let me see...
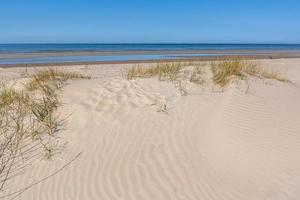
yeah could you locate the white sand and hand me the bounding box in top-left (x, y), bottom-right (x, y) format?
top-left (1, 59), bottom-right (300, 199)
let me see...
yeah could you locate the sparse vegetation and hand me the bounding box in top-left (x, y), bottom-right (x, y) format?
top-left (26, 68), bottom-right (90, 91)
top-left (124, 62), bottom-right (184, 81)
top-left (123, 59), bottom-right (288, 96)
top-left (258, 70), bottom-right (289, 82)
top-left (190, 65), bottom-right (205, 84)
top-left (211, 59), bottom-right (289, 88)
top-left (124, 62), bottom-right (210, 95)
top-left (157, 102), bottom-right (168, 113)
top-left (175, 80), bottom-right (188, 96)
top-left (0, 68), bottom-right (88, 190)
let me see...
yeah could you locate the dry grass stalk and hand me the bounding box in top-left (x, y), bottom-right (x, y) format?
top-left (125, 62), bottom-right (184, 81)
top-left (0, 68), bottom-right (88, 190)
top-left (26, 68), bottom-right (90, 91)
top-left (211, 59), bottom-right (288, 88)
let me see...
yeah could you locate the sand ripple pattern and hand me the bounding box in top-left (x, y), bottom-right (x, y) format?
top-left (83, 79), bottom-right (169, 118)
top-left (5, 76), bottom-right (300, 200)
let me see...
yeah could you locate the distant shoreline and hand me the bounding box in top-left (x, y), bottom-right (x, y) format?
top-left (1, 51), bottom-right (300, 68)
top-left (2, 49), bottom-right (300, 58)
top-left (2, 44), bottom-right (300, 66)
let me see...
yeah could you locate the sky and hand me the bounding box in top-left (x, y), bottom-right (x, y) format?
top-left (0, 0), bottom-right (300, 43)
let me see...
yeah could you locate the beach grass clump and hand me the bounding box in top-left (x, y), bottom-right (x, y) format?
top-left (242, 62), bottom-right (289, 82)
top-left (26, 68), bottom-right (90, 91)
top-left (258, 70), bottom-right (289, 82)
top-left (0, 88), bottom-right (57, 189)
top-left (125, 62), bottom-right (184, 81)
top-left (0, 68), bottom-right (89, 190)
top-left (0, 86), bottom-right (29, 107)
top-left (0, 86), bottom-right (34, 190)
top-left (211, 60), bottom-right (246, 87)
top-left (31, 85), bottom-right (60, 135)
top-left (211, 59), bottom-right (288, 88)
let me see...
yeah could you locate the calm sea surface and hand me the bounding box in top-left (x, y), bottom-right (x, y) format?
top-left (0, 44), bottom-right (300, 64)
top-left (1, 44), bottom-right (300, 53)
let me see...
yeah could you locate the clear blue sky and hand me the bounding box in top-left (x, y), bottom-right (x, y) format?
top-left (1, 0), bottom-right (300, 43)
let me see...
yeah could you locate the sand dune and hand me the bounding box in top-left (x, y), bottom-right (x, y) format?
top-left (1, 59), bottom-right (300, 199)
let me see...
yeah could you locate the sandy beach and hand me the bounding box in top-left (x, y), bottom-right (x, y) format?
top-left (1, 58), bottom-right (300, 200)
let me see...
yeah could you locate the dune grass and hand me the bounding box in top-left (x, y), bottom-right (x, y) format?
top-left (0, 86), bottom-right (60, 190)
top-left (0, 86), bottom-right (29, 107)
top-left (0, 86), bottom-right (33, 190)
top-left (0, 68), bottom-right (88, 190)
top-left (211, 60), bottom-right (246, 87)
top-left (124, 62), bottom-right (184, 81)
top-left (257, 70), bottom-right (289, 82)
top-left (26, 68), bottom-right (90, 91)
top-left (211, 59), bottom-right (288, 88)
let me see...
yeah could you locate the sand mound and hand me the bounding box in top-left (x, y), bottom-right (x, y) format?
top-left (2, 59), bottom-right (300, 199)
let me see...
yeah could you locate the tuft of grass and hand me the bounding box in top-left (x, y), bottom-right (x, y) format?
top-left (0, 86), bottom-right (29, 107)
top-left (157, 102), bottom-right (168, 113)
top-left (26, 68), bottom-right (90, 91)
top-left (31, 86), bottom-right (59, 135)
top-left (258, 70), bottom-right (289, 83)
top-left (211, 59), bottom-right (289, 88)
top-left (242, 62), bottom-right (289, 82)
top-left (211, 60), bottom-right (246, 87)
top-left (125, 62), bottom-right (184, 81)
top-left (0, 87), bottom-right (31, 190)
top-left (0, 69), bottom-right (89, 190)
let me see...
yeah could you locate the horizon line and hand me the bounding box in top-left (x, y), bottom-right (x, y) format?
top-left (1, 43), bottom-right (300, 45)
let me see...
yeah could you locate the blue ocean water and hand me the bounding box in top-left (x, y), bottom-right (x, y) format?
top-left (0, 53), bottom-right (251, 65)
top-left (0, 44), bottom-right (300, 64)
top-left (1, 43), bottom-right (300, 53)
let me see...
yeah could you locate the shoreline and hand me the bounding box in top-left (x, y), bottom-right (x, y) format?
top-left (2, 49), bottom-right (300, 59)
top-left (1, 52), bottom-right (300, 68)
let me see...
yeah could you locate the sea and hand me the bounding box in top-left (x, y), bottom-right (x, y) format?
top-left (0, 44), bottom-right (300, 65)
